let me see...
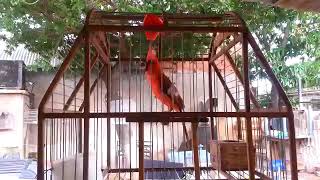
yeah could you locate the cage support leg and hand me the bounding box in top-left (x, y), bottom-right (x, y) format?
top-left (243, 32), bottom-right (255, 180)
top-left (83, 30), bottom-right (91, 180)
top-left (192, 122), bottom-right (201, 179)
top-left (288, 112), bottom-right (298, 180)
top-left (106, 64), bottom-right (111, 169)
top-left (37, 113), bottom-right (44, 180)
top-left (139, 122), bottom-right (144, 180)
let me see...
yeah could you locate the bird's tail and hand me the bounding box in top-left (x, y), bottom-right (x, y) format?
top-left (179, 108), bottom-right (190, 145)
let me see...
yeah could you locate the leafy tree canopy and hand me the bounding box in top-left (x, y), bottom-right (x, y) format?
top-left (0, 0), bottom-right (319, 89)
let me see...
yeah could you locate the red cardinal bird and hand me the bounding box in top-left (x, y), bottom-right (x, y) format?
top-left (145, 47), bottom-right (185, 113)
top-left (145, 47), bottom-right (189, 140)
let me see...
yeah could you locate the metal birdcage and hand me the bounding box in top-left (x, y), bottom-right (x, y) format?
top-left (37, 10), bottom-right (298, 180)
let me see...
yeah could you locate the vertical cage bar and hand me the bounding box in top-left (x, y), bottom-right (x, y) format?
top-left (37, 115), bottom-right (44, 180)
top-left (83, 30), bottom-right (91, 180)
top-left (192, 122), bottom-right (201, 179)
top-left (138, 122), bottom-right (144, 180)
top-left (242, 32), bottom-right (255, 180)
top-left (208, 64), bottom-right (214, 140)
top-left (288, 112), bottom-right (298, 180)
top-left (106, 64), bottom-right (111, 169)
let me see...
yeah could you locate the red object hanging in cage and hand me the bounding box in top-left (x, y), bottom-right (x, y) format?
top-left (143, 14), bottom-right (164, 41)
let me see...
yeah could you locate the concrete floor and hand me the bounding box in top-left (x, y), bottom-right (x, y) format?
top-left (299, 172), bottom-right (320, 180)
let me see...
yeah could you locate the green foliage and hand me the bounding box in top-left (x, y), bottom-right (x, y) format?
top-left (0, 0), bottom-right (319, 92)
top-left (0, 0), bottom-right (87, 67)
top-left (26, 57), bottom-right (55, 72)
top-left (296, 60), bottom-right (320, 88)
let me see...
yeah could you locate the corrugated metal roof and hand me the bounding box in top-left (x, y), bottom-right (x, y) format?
top-left (0, 159), bottom-right (26, 174)
top-left (0, 40), bottom-right (61, 67)
top-left (0, 158), bottom-right (37, 180)
top-left (0, 44), bottom-right (39, 66)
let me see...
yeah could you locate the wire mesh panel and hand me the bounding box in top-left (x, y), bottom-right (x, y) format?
top-left (37, 10), bottom-right (298, 180)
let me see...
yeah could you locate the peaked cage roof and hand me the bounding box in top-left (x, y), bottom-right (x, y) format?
top-left (38, 9), bottom-right (293, 114)
top-left (84, 10), bottom-right (247, 32)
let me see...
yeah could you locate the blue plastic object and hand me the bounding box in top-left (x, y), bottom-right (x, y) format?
top-left (270, 160), bottom-right (285, 171)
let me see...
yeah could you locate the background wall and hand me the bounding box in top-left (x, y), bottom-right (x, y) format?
top-left (0, 90), bottom-right (29, 158)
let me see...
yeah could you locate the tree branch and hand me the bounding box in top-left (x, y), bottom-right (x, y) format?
top-left (281, 23), bottom-right (290, 50)
top-left (254, 32), bottom-right (270, 52)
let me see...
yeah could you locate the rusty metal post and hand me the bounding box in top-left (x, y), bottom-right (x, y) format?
top-left (37, 112), bottom-right (44, 180)
top-left (106, 64), bottom-right (111, 169)
top-left (242, 32), bottom-right (255, 180)
top-left (288, 112), bottom-right (298, 180)
top-left (192, 122), bottom-right (201, 180)
top-left (247, 31), bottom-right (298, 179)
top-left (83, 29), bottom-right (91, 180)
top-left (138, 122), bottom-right (144, 180)
top-left (237, 117), bottom-right (242, 140)
top-left (208, 64), bottom-right (215, 140)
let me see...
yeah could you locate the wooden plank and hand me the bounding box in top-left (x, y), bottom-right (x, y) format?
top-left (210, 140), bottom-right (255, 171)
